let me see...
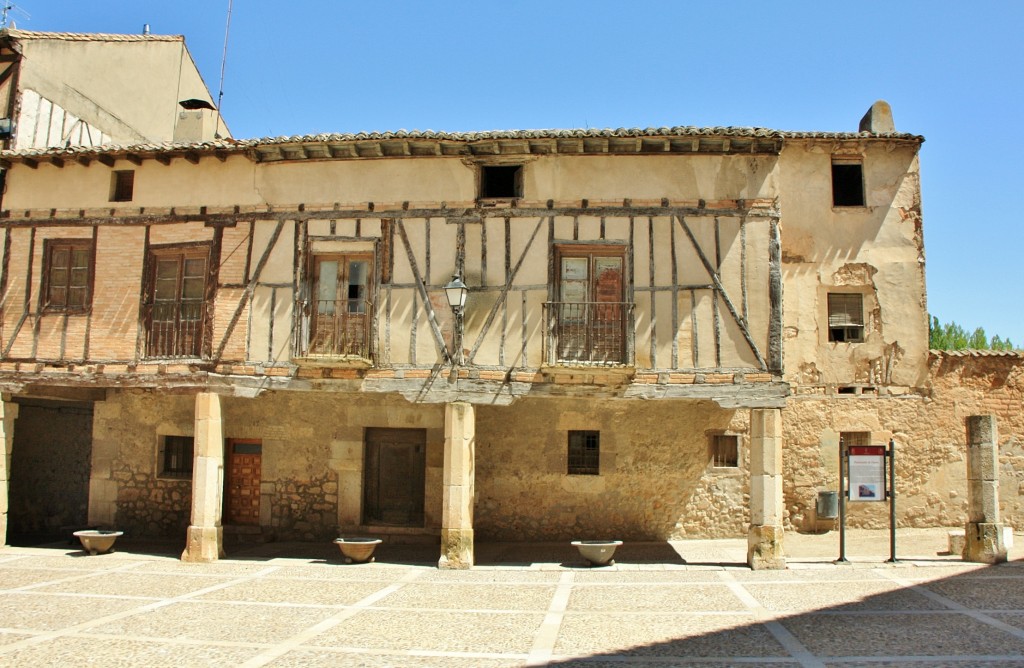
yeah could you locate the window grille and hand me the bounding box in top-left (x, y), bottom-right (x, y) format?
top-left (160, 436), bottom-right (194, 478)
top-left (827, 293), bottom-right (865, 343)
top-left (710, 434), bottom-right (739, 468)
top-left (568, 430), bottom-right (600, 475)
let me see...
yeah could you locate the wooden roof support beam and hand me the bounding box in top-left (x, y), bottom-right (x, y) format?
top-left (184, 151), bottom-right (200, 164)
top-left (50, 156), bottom-right (64, 168)
top-left (155, 155), bottom-right (171, 166)
top-left (97, 155), bottom-right (115, 167)
top-left (125, 153), bottom-right (142, 166)
top-left (23, 157), bottom-right (37, 169)
top-left (214, 150), bottom-right (228, 162)
top-left (76, 157), bottom-right (91, 167)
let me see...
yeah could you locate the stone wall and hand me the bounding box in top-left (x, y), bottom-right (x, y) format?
top-left (783, 352), bottom-right (1024, 532)
top-left (112, 465), bottom-right (191, 537)
top-left (475, 398), bottom-right (750, 541)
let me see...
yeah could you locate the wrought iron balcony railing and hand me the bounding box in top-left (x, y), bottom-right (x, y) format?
top-left (146, 301), bottom-right (206, 359)
top-left (543, 301), bottom-right (635, 365)
top-left (304, 299), bottom-right (371, 359)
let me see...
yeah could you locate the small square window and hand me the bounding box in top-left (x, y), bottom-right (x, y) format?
top-left (710, 434), bottom-right (739, 468)
top-left (110, 170), bottom-right (135, 202)
top-left (827, 293), bottom-right (865, 343)
top-left (568, 430), bottom-right (599, 475)
top-left (841, 431), bottom-right (871, 448)
top-left (832, 161), bottom-right (864, 207)
top-left (159, 435), bottom-right (194, 478)
top-left (42, 239), bottom-right (93, 312)
top-left (480, 165), bottom-right (522, 199)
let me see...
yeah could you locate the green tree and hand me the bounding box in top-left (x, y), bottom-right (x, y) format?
top-left (929, 315), bottom-right (1017, 351)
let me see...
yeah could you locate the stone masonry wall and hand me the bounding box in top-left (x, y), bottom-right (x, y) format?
top-left (475, 398), bottom-right (750, 541)
top-left (783, 352), bottom-right (1024, 532)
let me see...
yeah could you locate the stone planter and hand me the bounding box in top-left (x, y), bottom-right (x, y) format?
top-left (571, 540), bottom-right (622, 566)
top-left (333, 537), bottom-right (382, 564)
top-left (74, 530), bottom-right (124, 556)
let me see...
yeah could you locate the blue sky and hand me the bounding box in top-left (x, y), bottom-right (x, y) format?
top-left (15, 1), bottom-right (1024, 344)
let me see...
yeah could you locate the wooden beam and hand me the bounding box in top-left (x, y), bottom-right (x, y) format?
top-left (125, 153), bottom-right (142, 166)
top-left (97, 155), bottom-right (115, 167)
top-left (184, 151), bottom-right (200, 164)
top-left (23, 157), bottom-right (37, 169)
top-left (50, 156), bottom-right (64, 168)
top-left (154, 155), bottom-right (171, 166)
top-left (76, 157), bottom-right (91, 167)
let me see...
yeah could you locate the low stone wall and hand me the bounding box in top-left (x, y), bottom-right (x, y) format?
top-left (783, 351), bottom-right (1024, 532)
top-left (113, 466), bottom-right (191, 538)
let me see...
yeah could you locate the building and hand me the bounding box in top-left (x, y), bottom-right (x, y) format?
top-left (0, 78), bottom-right (971, 569)
top-left (0, 28), bottom-right (228, 153)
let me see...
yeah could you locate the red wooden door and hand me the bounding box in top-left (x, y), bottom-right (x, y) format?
top-left (225, 440), bottom-right (261, 525)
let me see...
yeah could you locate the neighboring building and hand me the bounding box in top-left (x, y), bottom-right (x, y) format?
top-left (0, 28), bottom-right (228, 152)
top-left (1, 87), bottom-right (1015, 569)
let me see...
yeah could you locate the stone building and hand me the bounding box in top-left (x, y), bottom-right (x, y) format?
top-left (0, 34), bottom-right (1015, 568)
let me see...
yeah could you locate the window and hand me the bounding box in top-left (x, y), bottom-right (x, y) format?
top-left (307, 253), bottom-right (372, 357)
top-left (827, 293), bottom-right (865, 343)
top-left (159, 435), bottom-right (194, 478)
top-left (547, 246), bottom-right (631, 364)
top-left (568, 430), bottom-right (600, 475)
top-left (480, 165), bottom-right (522, 198)
top-left (110, 170), bottom-right (135, 202)
top-left (146, 246), bottom-right (209, 358)
top-left (841, 431), bottom-right (871, 448)
top-left (710, 434), bottom-right (739, 468)
top-left (831, 160), bottom-right (864, 207)
top-left (42, 239), bottom-right (92, 311)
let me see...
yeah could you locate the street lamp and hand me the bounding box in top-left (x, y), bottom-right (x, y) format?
top-left (443, 273), bottom-right (469, 366)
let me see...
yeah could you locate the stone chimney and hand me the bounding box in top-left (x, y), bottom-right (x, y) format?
top-left (859, 100), bottom-right (895, 133)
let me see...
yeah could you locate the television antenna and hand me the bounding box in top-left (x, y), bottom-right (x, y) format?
top-left (1, 3), bottom-right (30, 29)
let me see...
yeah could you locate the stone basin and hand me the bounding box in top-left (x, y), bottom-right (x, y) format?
top-left (333, 537), bottom-right (382, 564)
top-left (74, 530), bottom-right (124, 556)
top-left (571, 540), bottom-right (623, 566)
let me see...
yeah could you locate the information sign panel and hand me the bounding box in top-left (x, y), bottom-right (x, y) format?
top-left (848, 445), bottom-right (886, 501)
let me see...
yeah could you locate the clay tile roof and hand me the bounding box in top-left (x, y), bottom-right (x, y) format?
top-left (2, 28), bottom-right (182, 43)
top-left (931, 349), bottom-right (1024, 358)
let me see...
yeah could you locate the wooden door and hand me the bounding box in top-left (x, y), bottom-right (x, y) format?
top-left (363, 428), bottom-right (425, 526)
top-left (225, 440), bottom-right (262, 525)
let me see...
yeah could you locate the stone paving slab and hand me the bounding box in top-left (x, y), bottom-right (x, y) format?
top-left (306, 609), bottom-right (546, 654)
top-left (553, 612), bottom-right (786, 657)
top-left (782, 612), bottom-right (1024, 657)
top-left (2, 529), bottom-right (1024, 666)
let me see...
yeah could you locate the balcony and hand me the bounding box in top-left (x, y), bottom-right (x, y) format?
top-left (146, 301), bottom-right (207, 359)
top-left (303, 299), bottom-right (371, 360)
top-left (544, 301), bottom-right (634, 366)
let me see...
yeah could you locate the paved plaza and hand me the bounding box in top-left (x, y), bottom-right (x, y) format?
top-left (1, 529), bottom-right (1024, 666)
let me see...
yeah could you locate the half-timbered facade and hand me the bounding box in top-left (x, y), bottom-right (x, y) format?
top-left (0, 99), bottom-right (927, 569)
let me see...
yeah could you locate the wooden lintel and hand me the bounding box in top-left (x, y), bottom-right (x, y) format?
top-left (125, 153), bottom-right (143, 166)
top-left (0, 204), bottom-right (779, 228)
top-left (97, 155), bottom-right (115, 167)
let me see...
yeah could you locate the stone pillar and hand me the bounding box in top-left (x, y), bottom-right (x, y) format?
top-left (964, 415), bottom-right (1006, 564)
top-left (181, 392), bottom-right (226, 562)
top-left (0, 399), bottom-right (18, 545)
top-left (439, 401), bottom-right (474, 569)
top-left (748, 407), bottom-right (786, 570)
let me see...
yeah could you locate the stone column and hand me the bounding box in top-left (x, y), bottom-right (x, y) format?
top-left (0, 399), bottom-right (17, 545)
top-left (439, 401), bottom-right (474, 569)
top-left (964, 415), bottom-right (1006, 564)
top-left (748, 407), bottom-right (786, 570)
top-left (181, 392), bottom-right (226, 562)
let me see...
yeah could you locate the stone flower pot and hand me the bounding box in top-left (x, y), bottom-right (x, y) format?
top-left (571, 540), bottom-right (623, 566)
top-left (74, 530), bottom-right (124, 556)
top-left (333, 537), bottom-right (382, 564)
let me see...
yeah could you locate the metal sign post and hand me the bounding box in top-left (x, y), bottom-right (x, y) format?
top-left (837, 438), bottom-right (897, 563)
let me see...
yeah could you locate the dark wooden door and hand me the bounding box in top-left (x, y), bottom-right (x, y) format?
top-left (225, 440), bottom-right (262, 525)
top-left (363, 428), bottom-right (425, 526)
